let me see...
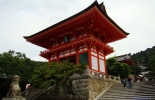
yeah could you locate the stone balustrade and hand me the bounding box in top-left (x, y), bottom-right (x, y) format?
top-left (89, 70), bottom-right (121, 83)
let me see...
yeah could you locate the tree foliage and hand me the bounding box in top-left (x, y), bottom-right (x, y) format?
top-left (106, 57), bottom-right (129, 78)
top-left (29, 60), bottom-right (86, 88)
top-left (0, 50), bottom-right (47, 97)
top-left (129, 65), bottom-right (141, 76)
top-left (0, 50), bottom-right (25, 77)
top-left (132, 46), bottom-right (155, 77)
top-left (0, 50), bottom-right (86, 90)
top-left (0, 50), bottom-right (46, 81)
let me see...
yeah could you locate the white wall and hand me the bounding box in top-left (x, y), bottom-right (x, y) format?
top-left (91, 56), bottom-right (98, 70)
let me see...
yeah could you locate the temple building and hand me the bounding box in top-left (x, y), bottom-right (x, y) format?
top-left (115, 53), bottom-right (134, 66)
top-left (24, 1), bottom-right (129, 75)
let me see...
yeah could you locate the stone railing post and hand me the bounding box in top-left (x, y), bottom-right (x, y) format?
top-left (85, 66), bottom-right (90, 75)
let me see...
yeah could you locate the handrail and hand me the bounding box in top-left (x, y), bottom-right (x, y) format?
top-left (21, 87), bottom-right (33, 96)
top-left (33, 86), bottom-right (54, 100)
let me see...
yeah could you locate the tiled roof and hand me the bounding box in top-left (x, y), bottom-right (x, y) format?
top-left (24, 1), bottom-right (129, 39)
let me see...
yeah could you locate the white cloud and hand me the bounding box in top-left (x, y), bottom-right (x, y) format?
top-left (0, 0), bottom-right (155, 61)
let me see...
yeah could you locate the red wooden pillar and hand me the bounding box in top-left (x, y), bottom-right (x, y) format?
top-left (104, 55), bottom-right (107, 75)
top-left (56, 53), bottom-right (59, 63)
top-left (97, 50), bottom-right (100, 72)
top-left (76, 53), bottom-right (79, 64)
top-left (75, 47), bottom-right (79, 64)
top-left (88, 46), bottom-right (92, 71)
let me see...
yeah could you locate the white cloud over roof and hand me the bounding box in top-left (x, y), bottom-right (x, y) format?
top-left (0, 0), bottom-right (155, 61)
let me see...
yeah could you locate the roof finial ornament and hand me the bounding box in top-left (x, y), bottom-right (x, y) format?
top-left (100, 2), bottom-right (104, 5)
top-left (99, 1), bottom-right (107, 15)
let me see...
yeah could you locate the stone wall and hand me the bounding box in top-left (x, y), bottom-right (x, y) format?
top-left (71, 74), bottom-right (121, 100)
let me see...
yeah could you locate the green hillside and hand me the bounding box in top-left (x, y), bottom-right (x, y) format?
top-left (132, 46), bottom-right (155, 77)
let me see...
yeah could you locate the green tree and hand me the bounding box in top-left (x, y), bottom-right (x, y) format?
top-left (0, 50), bottom-right (47, 93)
top-left (129, 65), bottom-right (141, 76)
top-left (106, 57), bottom-right (129, 78)
top-left (29, 60), bottom-right (86, 88)
top-left (0, 50), bottom-right (25, 78)
top-left (28, 63), bottom-right (48, 88)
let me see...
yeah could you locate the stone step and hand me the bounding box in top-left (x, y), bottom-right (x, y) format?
top-left (107, 88), bottom-right (155, 93)
top-left (113, 83), bottom-right (155, 88)
top-left (99, 95), bottom-right (155, 99)
top-left (140, 85), bottom-right (155, 88)
top-left (104, 92), bottom-right (155, 96)
top-left (100, 95), bottom-right (155, 98)
top-left (97, 82), bottom-right (155, 100)
top-left (104, 89), bottom-right (155, 94)
top-left (107, 89), bottom-right (155, 94)
top-left (109, 85), bottom-right (155, 91)
top-left (98, 97), bottom-right (155, 100)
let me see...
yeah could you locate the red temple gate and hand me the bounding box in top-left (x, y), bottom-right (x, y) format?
top-left (24, 1), bottom-right (129, 75)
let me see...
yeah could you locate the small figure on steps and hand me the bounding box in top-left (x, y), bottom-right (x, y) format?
top-left (25, 84), bottom-right (31, 95)
top-left (122, 78), bottom-right (127, 88)
top-left (128, 76), bottom-right (132, 89)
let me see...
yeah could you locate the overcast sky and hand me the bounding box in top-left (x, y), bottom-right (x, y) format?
top-left (0, 0), bottom-right (155, 61)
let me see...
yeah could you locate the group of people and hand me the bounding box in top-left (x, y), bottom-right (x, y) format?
top-left (122, 77), bottom-right (132, 89)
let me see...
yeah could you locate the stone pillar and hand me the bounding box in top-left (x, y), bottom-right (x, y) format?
top-left (71, 74), bottom-right (113, 100)
top-left (71, 75), bottom-right (90, 96)
top-left (85, 66), bottom-right (90, 75)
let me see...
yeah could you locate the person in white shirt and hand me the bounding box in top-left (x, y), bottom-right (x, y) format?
top-left (25, 84), bottom-right (30, 95)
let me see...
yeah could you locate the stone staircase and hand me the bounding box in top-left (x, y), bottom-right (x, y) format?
top-left (97, 82), bottom-right (155, 100)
